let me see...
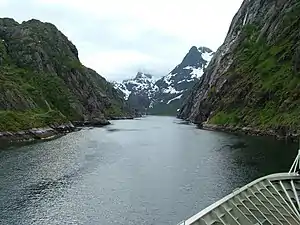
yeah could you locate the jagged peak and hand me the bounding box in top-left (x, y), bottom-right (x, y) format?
top-left (135, 72), bottom-right (153, 80)
top-left (188, 46), bottom-right (199, 53)
top-left (176, 45), bottom-right (214, 70)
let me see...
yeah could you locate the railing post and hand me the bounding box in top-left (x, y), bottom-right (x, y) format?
top-left (289, 149), bottom-right (300, 174)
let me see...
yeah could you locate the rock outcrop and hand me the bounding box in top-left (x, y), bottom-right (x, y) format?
top-left (178, 0), bottom-right (300, 139)
top-left (0, 18), bottom-right (132, 136)
top-left (0, 122), bottom-right (76, 142)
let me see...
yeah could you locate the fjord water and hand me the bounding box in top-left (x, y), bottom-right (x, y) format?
top-left (0, 116), bottom-right (298, 225)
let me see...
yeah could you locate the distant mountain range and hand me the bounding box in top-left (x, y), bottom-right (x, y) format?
top-left (113, 46), bottom-right (214, 115)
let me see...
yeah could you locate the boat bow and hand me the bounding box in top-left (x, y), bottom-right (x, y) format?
top-left (178, 151), bottom-right (300, 225)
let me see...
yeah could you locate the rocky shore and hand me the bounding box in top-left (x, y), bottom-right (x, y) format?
top-left (201, 123), bottom-right (299, 141)
top-left (0, 116), bottom-right (140, 144)
top-left (0, 115), bottom-right (140, 144)
top-left (72, 116), bottom-right (136, 126)
top-left (0, 122), bottom-right (76, 143)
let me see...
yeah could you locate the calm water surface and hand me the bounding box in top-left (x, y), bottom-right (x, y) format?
top-left (0, 116), bottom-right (298, 225)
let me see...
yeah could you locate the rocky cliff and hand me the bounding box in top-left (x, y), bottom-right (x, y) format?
top-left (178, 0), bottom-right (300, 138)
top-left (0, 18), bottom-right (131, 133)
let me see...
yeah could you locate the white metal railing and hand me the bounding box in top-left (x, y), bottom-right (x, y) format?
top-left (176, 147), bottom-right (300, 225)
top-left (289, 149), bottom-right (300, 173)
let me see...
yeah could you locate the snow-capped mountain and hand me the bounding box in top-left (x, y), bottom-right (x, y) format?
top-left (149, 46), bottom-right (214, 115)
top-left (113, 46), bottom-right (214, 115)
top-left (113, 72), bottom-right (158, 112)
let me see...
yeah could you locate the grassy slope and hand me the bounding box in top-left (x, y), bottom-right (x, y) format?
top-left (0, 110), bottom-right (67, 132)
top-left (0, 65), bottom-right (74, 131)
top-left (0, 64), bottom-right (127, 131)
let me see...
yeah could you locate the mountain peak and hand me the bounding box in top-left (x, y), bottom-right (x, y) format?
top-left (135, 72), bottom-right (153, 80)
top-left (113, 71), bottom-right (158, 103)
top-left (177, 45), bottom-right (213, 70)
top-left (189, 46), bottom-right (199, 52)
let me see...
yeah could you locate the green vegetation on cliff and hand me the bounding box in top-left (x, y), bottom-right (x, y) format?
top-left (0, 18), bottom-right (130, 131)
top-left (208, 2), bottom-right (300, 132)
top-left (0, 110), bottom-right (67, 132)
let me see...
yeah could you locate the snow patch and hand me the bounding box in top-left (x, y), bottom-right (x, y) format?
top-left (162, 86), bottom-right (183, 94)
top-left (149, 101), bottom-right (154, 108)
top-left (113, 72), bottom-right (159, 100)
top-left (113, 82), bottom-right (132, 100)
top-left (167, 94), bottom-right (183, 104)
top-left (202, 52), bottom-right (214, 62)
top-left (190, 68), bottom-right (204, 78)
top-left (186, 79), bottom-right (194, 82)
top-left (164, 77), bottom-right (172, 85)
top-left (163, 73), bottom-right (176, 85)
top-left (178, 79), bottom-right (194, 84)
top-left (183, 66), bottom-right (194, 70)
top-left (122, 90), bottom-right (131, 100)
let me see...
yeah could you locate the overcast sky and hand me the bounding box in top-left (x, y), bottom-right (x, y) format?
top-left (1, 0), bottom-right (243, 81)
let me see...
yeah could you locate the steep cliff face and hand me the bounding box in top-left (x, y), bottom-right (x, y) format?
top-left (0, 18), bottom-right (130, 132)
top-left (179, 0), bottom-right (300, 136)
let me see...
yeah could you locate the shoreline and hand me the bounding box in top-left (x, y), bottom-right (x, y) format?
top-left (0, 116), bottom-right (139, 144)
top-left (0, 122), bottom-right (77, 143)
top-left (201, 123), bottom-right (299, 141)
